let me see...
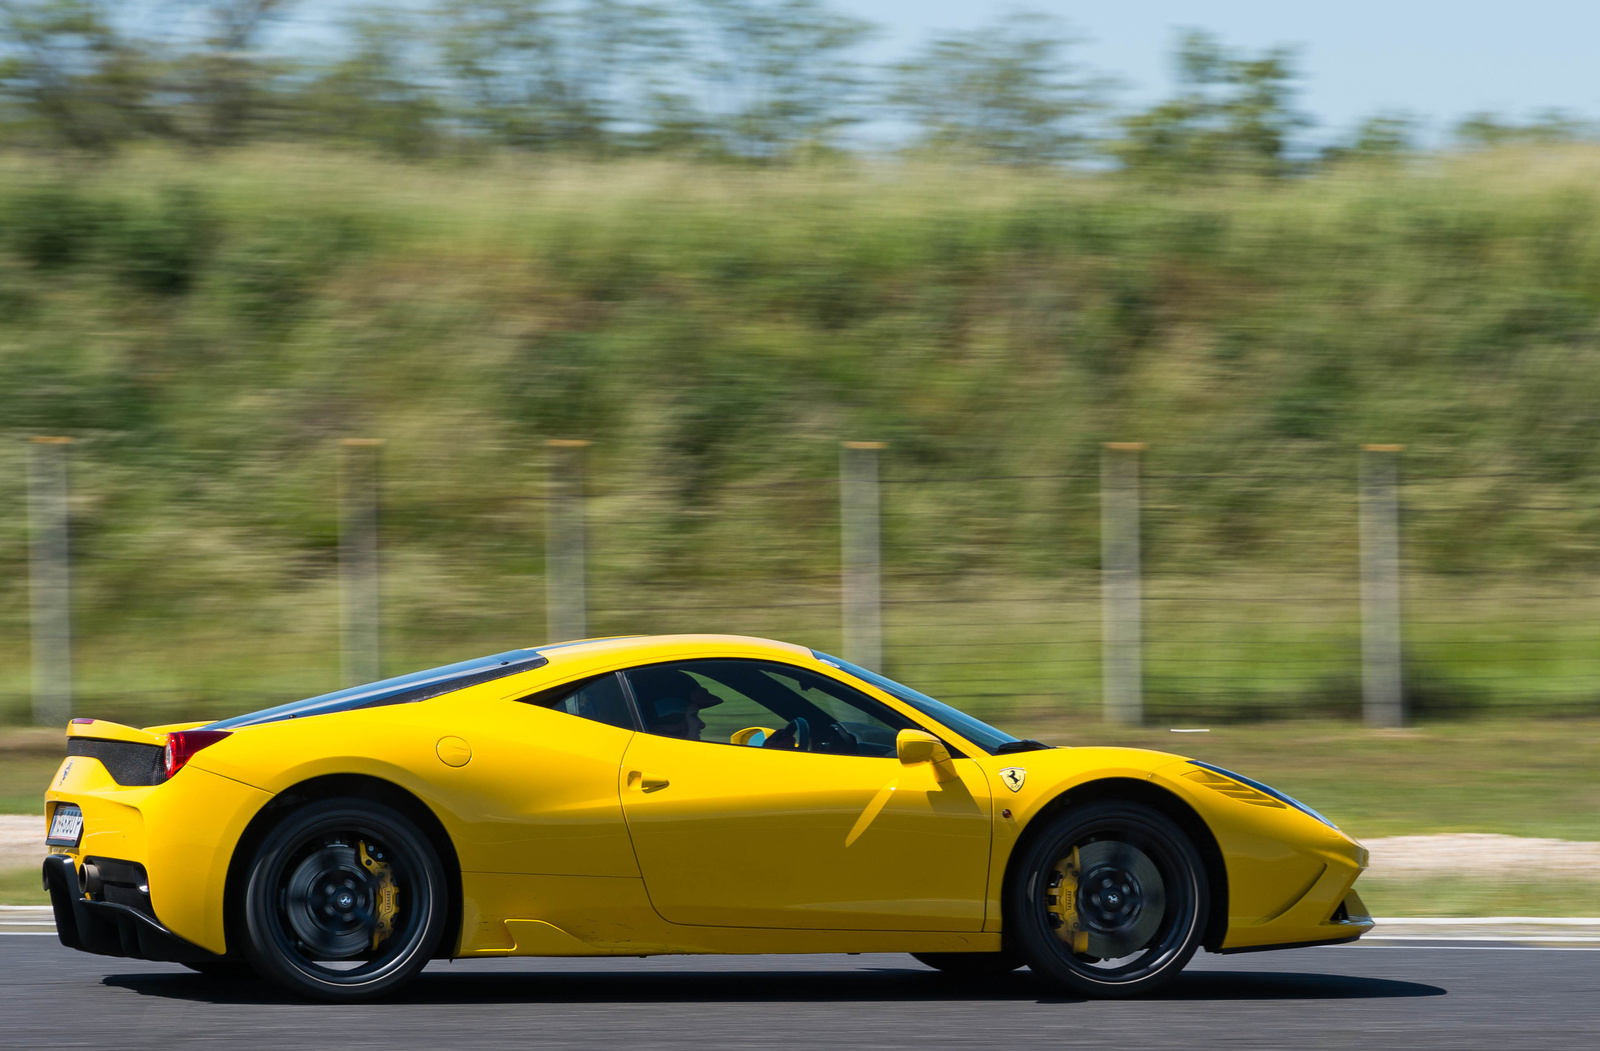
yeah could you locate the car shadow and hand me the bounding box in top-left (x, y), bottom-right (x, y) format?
top-left (1158, 970), bottom-right (1446, 1001)
top-left (103, 964), bottom-right (1445, 1007)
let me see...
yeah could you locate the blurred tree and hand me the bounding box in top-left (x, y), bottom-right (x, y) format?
top-left (435, 0), bottom-right (554, 148)
top-left (691, 0), bottom-right (874, 159)
top-left (1455, 109), bottom-right (1593, 148)
top-left (886, 11), bottom-right (1107, 163)
top-left (572, 0), bottom-right (695, 152)
top-left (0, 0), bottom-right (161, 149)
top-left (174, 0), bottom-right (297, 145)
top-left (1320, 110), bottom-right (1419, 165)
top-left (1114, 29), bottom-right (1307, 178)
top-left (435, 0), bottom-right (685, 153)
top-left (296, 7), bottom-right (440, 156)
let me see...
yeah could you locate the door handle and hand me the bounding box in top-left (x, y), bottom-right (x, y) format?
top-left (627, 771), bottom-right (670, 792)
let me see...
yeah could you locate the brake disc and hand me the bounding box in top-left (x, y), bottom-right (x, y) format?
top-left (284, 843), bottom-right (372, 958)
top-left (1075, 840), bottom-right (1166, 959)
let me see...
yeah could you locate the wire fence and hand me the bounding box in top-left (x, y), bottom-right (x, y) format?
top-left (4, 438), bottom-right (1600, 731)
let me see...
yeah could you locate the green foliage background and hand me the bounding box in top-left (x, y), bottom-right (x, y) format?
top-left (4, 147), bottom-right (1600, 727)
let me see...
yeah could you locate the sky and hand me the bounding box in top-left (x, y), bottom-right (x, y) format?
top-left (843, 0), bottom-right (1600, 141)
top-left (263, 0), bottom-right (1600, 145)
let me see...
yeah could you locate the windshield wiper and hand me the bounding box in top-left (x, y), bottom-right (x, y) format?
top-left (996, 739), bottom-right (1052, 754)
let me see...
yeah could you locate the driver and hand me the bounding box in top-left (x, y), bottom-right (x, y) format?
top-left (633, 668), bottom-right (723, 741)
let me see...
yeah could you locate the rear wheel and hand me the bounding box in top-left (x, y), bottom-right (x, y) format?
top-left (911, 951), bottom-right (1024, 977)
top-left (1008, 801), bottom-right (1207, 998)
top-left (242, 797), bottom-right (446, 1002)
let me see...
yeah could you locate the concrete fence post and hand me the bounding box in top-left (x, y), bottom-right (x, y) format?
top-left (28, 436), bottom-right (73, 727)
top-left (840, 441), bottom-right (885, 672)
top-left (545, 439), bottom-right (590, 643)
top-left (339, 439), bottom-right (383, 686)
top-left (1101, 442), bottom-right (1146, 725)
top-left (1360, 444), bottom-right (1405, 728)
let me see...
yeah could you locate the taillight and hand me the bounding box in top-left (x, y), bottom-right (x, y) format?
top-left (162, 730), bottom-right (231, 779)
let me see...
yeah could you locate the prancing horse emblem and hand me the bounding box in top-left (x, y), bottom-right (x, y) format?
top-left (999, 767), bottom-right (1026, 792)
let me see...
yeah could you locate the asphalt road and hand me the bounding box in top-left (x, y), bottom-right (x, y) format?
top-left (2, 936), bottom-right (1595, 1051)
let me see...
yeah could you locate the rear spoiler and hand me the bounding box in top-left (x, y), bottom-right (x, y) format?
top-left (64, 719), bottom-right (168, 747)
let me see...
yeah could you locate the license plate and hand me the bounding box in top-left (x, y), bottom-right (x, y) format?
top-left (47, 804), bottom-right (83, 847)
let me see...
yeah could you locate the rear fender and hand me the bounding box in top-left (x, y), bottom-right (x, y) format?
top-left (222, 772), bottom-right (465, 960)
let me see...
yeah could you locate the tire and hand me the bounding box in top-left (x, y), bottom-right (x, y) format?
top-left (911, 951), bottom-right (1025, 977)
top-left (1007, 801), bottom-right (1207, 998)
top-left (242, 797), bottom-right (447, 1002)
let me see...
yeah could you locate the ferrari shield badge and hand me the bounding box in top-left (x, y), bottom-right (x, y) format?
top-left (999, 767), bottom-right (1026, 792)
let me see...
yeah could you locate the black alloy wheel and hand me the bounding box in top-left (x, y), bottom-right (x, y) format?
top-left (1007, 801), bottom-right (1207, 998)
top-left (910, 950), bottom-right (1025, 977)
top-left (242, 797), bottom-right (446, 1001)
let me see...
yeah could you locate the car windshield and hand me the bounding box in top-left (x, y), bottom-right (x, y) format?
top-left (811, 651), bottom-right (1020, 754)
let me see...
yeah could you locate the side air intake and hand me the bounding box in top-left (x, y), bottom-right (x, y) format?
top-left (1181, 767), bottom-right (1287, 808)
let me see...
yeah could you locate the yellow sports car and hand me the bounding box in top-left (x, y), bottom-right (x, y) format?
top-left (41, 634), bottom-right (1371, 1001)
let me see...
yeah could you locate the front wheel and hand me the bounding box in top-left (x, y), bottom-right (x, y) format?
top-left (242, 797), bottom-right (447, 1002)
top-left (1007, 801), bottom-right (1207, 998)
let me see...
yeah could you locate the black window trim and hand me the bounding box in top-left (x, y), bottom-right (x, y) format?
top-left (615, 669), bottom-right (647, 731)
top-left (617, 656), bottom-right (968, 760)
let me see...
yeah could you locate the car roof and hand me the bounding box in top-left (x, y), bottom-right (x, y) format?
top-left (533, 634), bottom-right (815, 670)
top-left (203, 635), bottom-right (818, 730)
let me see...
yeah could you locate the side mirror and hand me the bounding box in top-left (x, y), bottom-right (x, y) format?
top-left (730, 726), bottom-right (774, 747)
top-left (896, 729), bottom-right (959, 783)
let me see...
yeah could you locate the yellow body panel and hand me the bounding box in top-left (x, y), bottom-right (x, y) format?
top-left (46, 756), bottom-right (271, 954)
top-left (41, 633), bottom-right (1370, 960)
top-left (617, 734), bottom-right (991, 930)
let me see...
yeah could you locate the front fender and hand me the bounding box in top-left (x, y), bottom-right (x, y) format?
top-left (975, 748), bottom-right (1368, 949)
top-left (976, 747), bottom-right (1184, 933)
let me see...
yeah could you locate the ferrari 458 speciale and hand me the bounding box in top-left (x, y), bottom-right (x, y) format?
top-left (42, 634), bottom-right (1371, 1000)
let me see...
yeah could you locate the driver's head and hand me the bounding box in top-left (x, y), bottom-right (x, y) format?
top-left (634, 668), bottom-right (722, 741)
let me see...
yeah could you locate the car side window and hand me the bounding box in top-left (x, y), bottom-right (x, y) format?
top-left (624, 659), bottom-right (917, 757)
top-left (516, 673), bottom-right (635, 731)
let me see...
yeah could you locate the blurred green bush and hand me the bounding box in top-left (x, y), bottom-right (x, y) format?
top-left (1, 147), bottom-right (1600, 725)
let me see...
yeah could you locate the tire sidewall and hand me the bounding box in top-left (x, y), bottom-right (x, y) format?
top-left (243, 797), bottom-right (446, 1001)
top-left (1008, 801), bottom-right (1208, 998)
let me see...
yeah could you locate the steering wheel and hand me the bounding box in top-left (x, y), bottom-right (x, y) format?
top-left (821, 720), bottom-right (859, 754)
top-left (764, 716), bottom-right (812, 751)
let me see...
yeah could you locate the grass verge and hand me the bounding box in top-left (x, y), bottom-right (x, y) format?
top-left (1357, 878), bottom-right (1600, 918)
top-left (1043, 716), bottom-right (1600, 842)
top-left (3, 718), bottom-right (1597, 912)
top-left (4, 717), bottom-right (1598, 839)
top-left (0, 736), bottom-right (61, 815)
top-left (0, 867), bottom-right (47, 906)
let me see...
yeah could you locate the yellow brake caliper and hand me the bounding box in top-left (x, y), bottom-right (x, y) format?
top-left (1046, 846), bottom-right (1090, 954)
top-left (358, 841), bottom-right (400, 950)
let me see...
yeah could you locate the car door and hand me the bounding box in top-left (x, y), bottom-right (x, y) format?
top-left (616, 658), bottom-right (993, 931)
